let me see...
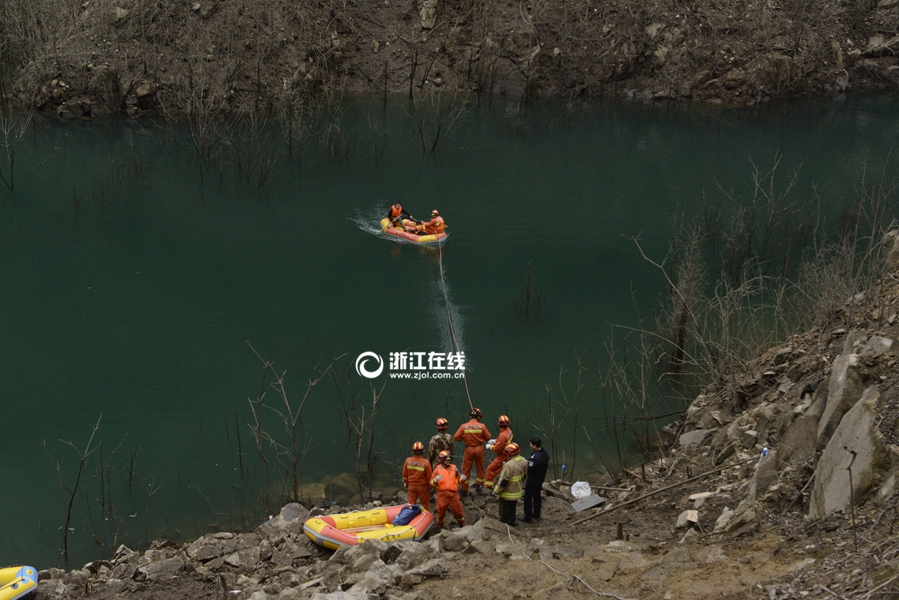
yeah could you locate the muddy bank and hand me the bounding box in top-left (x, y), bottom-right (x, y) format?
top-left (1, 0), bottom-right (898, 118)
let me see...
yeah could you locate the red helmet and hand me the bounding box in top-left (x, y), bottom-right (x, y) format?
top-left (497, 415), bottom-right (510, 427)
top-left (412, 441), bottom-right (424, 454)
top-left (438, 450), bottom-right (452, 462)
top-left (431, 209), bottom-right (440, 217)
top-left (505, 442), bottom-right (520, 456)
top-left (470, 408), bottom-right (482, 419)
top-left (435, 417), bottom-right (448, 430)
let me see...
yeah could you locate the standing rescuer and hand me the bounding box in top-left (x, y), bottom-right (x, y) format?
top-left (454, 407), bottom-right (491, 494)
top-left (428, 418), bottom-right (455, 467)
top-left (430, 450), bottom-right (465, 530)
top-left (485, 414), bottom-right (513, 490)
top-left (494, 442), bottom-right (528, 526)
top-left (402, 441), bottom-right (432, 512)
top-left (520, 437), bottom-right (549, 523)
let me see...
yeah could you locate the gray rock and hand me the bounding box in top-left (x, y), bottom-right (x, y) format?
top-left (726, 504), bottom-right (757, 535)
top-left (712, 508), bottom-right (733, 533)
top-left (679, 428), bottom-right (717, 448)
top-left (675, 510), bottom-right (698, 529)
top-left (818, 354), bottom-right (864, 447)
top-left (419, 0), bottom-right (437, 29)
top-left (882, 230), bottom-right (899, 272)
top-left (464, 519), bottom-right (487, 543)
top-left (809, 386), bottom-right (890, 519)
top-left (747, 450), bottom-right (778, 501)
top-left (353, 560), bottom-right (396, 595)
top-left (395, 542), bottom-right (437, 570)
top-left (551, 545), bottom-right (585, 559)
top-left (842, 330), bottom-right (869, 355)
top-left (405, 558), bottom-right (446, 578)
top-left (466, 540), bottom-right (495, 555)
top-left (249, 592), bottom-right (267, 600)
top-left (137, 556), bottom-right (185, 581)
top-left (696, 546), bottom-right (727, 563)
top-left (310, 591), bottom-right (378, 600)
top-left (438, 530), bottom-right (468, 552)
top-left (779, 396), bottom-right (824, 467)
top-left (258, 503), bottom-right (310, 537)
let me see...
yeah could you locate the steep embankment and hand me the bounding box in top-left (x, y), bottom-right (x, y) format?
top-left (1, 0), bottom-right (898, 118)
top-left (30, 231), bottom-right (899, 599)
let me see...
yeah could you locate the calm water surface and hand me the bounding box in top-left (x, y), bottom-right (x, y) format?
top-left (1, 95), bottom-right (898, 566)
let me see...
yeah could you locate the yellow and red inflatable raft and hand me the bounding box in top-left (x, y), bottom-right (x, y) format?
top-left (0, 566), bottom-right (37, 600)
top-left (303, 504), bottom-right (435, 550)
top-left (380, 218), bottom-right (447, 244)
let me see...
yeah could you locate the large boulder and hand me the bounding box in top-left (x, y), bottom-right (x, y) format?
top-left (808, 386), bottom-right (890, 519)
top-left (817, 353), bottom-right (865, 447)
top-left (778, 396), bottom-right (824, 468)
top-left (257, 503), bottom-right (310, 537)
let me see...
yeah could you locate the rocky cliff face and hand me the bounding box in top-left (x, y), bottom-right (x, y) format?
top-left (2, 0), bottom-right (898, 118)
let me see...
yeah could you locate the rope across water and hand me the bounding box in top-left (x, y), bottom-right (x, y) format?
top-left (437, 240), bottom-right (474, 411)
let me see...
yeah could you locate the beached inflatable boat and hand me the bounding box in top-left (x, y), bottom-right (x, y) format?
top-left (303, 504), bottom-right (435, 550)
top-left (0, 566), bottom-right (37, 600)
top-left (380, 218), bottom-right (447, 244)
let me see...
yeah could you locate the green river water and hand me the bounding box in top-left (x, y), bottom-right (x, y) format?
top-left (1, 95), bottom-right (898, 567)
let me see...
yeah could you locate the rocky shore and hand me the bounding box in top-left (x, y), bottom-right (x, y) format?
top-left (28, 234), bottom-right (899, 598)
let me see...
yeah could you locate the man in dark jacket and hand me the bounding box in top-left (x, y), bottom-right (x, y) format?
top-left (519, 437), bottom-right (549, 523)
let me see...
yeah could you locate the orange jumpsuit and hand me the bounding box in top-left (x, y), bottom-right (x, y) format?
top-left (413, 216), bottom-right (445, 234)
top-left (484, 427), bottom-right (513, 489)
top-left (402, 455), bottom-right (433, 512)
top-left (453, 419), bottom-right (491, 492)
top-left (430, 463), bottom-right (465, 528)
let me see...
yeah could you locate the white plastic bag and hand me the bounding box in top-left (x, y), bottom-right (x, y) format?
top-left (571, 481), bottom-right (591, 499)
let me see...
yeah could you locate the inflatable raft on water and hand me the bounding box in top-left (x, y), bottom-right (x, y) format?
top-left (380, 218), bottom-right (447, 244)
top-left (0, 566), bottom-right (37, 600)
top-left (303, 504), bottom-right (435, 550)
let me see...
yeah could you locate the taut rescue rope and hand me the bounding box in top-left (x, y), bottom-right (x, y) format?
top-left (437, 240), bottom-right (474, 411)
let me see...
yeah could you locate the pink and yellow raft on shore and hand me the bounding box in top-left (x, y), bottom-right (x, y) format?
top-left (303, 504), bottom-right (435, 550)
top-left (380, 218), bottom-right (447, 244)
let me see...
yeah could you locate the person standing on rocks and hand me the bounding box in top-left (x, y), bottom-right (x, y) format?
top-left (494, 442), bottom-right (527, 526)
top-left (428, 417), bottom-right (455, 467)
top-left (520, 437), bottom-right (549, 523)
top-left (453, 407), bottom-right (491, 494)
top-left (430, 450), bottom-right (465, 530)
top-left (403, 441), bottom-right (432, 512)
top-left (484, 414), bottom-right (514, 491)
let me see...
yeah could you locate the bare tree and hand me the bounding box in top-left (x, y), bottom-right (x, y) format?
top-left (407, 89), bottom-right (471, 154)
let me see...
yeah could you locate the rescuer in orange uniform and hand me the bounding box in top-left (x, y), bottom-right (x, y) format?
top-left (387, 203), bottom-right (416, 228)
top-left (484, 414), bottom-right (514, 490)
top-left (402, 441), bottom-right (432, 512)
top-left (408, 210), bottom-right (445, 235)
top-left (430, 450), bottom-right (465, 530)
top-left (453, 407), bottom-right (491, 494)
